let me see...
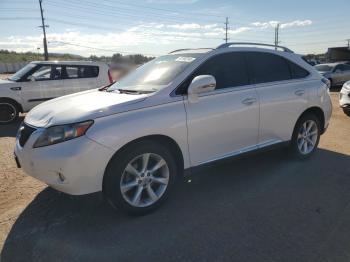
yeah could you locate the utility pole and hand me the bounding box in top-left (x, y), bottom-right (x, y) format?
top-left (274, 23), bottom-right (280, 50)
top-left (224, 17), bottom-right (229, 43)
top-left (347, 39), bottom-right (350, 49)
top-left (38, 0), bottom-right (49, 60)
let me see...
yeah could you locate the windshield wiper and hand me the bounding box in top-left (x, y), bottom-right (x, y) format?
top-left (115, 89), bottom-right (155, 94)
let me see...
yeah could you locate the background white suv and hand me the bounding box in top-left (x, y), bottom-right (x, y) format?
top-left (15, 43), bottom-right (332, 215)
top-left (340, 80), bottom-right (350, 116)
top-left (0, 61), bottom-right (112, 124)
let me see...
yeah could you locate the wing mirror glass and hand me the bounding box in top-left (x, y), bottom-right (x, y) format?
top-left (28, 76), bottom-right (36, 82)
top-left (187, 75), bottom-right (216, 103)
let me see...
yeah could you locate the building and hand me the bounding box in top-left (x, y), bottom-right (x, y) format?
top-left (327, 47), bottom-right (350, 62)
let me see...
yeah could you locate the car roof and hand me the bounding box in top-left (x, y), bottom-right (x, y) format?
top-left (30, 61), bottom-right (108, 66)
top-left (316, 62), bottom-right (346, 66)
top-left (170, 42), bottom-right (294, 56)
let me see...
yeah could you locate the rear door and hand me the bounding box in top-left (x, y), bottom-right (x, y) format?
top-left (184, 52), bottom-right (259, 166)
top-left (20, 64), bottom-right (64, 110)
top-left (246, 52), bottom-right (310, 144)
top-left (62, 65), bottom-right (99, 94)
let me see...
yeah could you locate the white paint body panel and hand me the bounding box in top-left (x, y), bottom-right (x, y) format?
top-left (185, 86), bottom-right (259, 166)
top-left (15, 47), bottom-right (332, 195)
top-left (339, 81), bottom-right (350, 110)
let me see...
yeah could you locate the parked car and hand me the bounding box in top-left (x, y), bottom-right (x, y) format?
top-left (315, 62), bottom-right (350, 87)
top-left (0, 61), bottom-right (112, 124)
top-left (15, 43), bottom-right (332, 214)
top-left (340, 80), bottom-right (350, 116)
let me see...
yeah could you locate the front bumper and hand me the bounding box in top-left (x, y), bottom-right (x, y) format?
top-left (15, 126), bottom-right (114, 195)
top-left (339, 88), bottom-right (350, 108)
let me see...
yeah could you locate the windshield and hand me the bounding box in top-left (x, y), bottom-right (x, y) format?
top-left (8, 63), bottom-right (37, 81)
top-left (315, 64), bottom-right (334, 72)
top-left (107, 53), bottom-right (203, 92)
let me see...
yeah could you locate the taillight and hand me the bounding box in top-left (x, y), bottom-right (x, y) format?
top-left (108, 69), bottom-right (113, 84)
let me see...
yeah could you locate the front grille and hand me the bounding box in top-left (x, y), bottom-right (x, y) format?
top-left (18, 123), bottom-right (36, 147)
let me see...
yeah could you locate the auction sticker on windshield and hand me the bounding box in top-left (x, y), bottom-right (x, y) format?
top-left (175, 57), bottom-right (196, 63)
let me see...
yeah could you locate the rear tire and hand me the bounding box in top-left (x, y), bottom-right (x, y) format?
top-left (290, 113), bottom-right (321, 159)
top-left (0, 99), bottom-right (19, 124)
top-left (104, 140), bottom-right (177, 215)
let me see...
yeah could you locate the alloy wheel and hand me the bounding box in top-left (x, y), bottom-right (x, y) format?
top-left (297, 120), bottom-right (318, 155)
top-left (120, 153), bottom-right (169, 207)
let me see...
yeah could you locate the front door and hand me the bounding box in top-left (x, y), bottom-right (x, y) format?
top-left (184, 52), bottom-right (259, 166)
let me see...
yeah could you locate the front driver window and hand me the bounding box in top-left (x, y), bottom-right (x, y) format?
top-left (28, 65), bottom-right (62, 81)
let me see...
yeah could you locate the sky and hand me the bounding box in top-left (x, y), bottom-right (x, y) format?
top-left (0, 0), bottom-right (349, 57)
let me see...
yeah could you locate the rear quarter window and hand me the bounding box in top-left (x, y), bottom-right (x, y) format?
top-left (65, 65), bottom-right (99, 79)
top-left (287, 60), bottom-right (310, 79)
top-left (246, 52), bottom-right (291, 84)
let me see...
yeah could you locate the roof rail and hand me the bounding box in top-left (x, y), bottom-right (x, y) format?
top-left (169, 48), bottom-right (213, 54)
top-left (216, 42), bottom-right (293, 53)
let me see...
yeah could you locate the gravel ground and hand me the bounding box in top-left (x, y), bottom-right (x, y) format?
top-left (0, 91), bottom-right (349, 261)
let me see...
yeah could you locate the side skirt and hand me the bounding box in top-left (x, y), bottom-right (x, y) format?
top-left (183, 141), bottom-right (290, 177)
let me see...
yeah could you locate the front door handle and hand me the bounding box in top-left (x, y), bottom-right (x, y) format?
top-left (242, 97), bottom-right (257, 105)
top-left (295, 89), bottom-right (305, 96)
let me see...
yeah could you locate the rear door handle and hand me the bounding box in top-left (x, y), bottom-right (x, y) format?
top-left (242, 97), bottom-right (257, 105)
top-left (295, 89), bottom-right (305, 96)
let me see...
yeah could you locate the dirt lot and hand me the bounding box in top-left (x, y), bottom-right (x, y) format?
top-left (0, 91), bottom-right (349, 261)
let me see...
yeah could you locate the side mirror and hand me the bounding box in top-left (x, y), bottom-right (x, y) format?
top-left (187, 75), bottom-right (216, 103)
top-left (28, 76), bottom-right (36, 82)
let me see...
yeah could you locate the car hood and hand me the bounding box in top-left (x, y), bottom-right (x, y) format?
top-left (25, 89), bottom-right (148, 127)
top-left (318, 71), bottom-right (331, 75)
top-left (0, 79), bottom-right (17, 86)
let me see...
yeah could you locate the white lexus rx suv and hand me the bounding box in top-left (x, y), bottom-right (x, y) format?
top-left (15, 43), bottom-right (332, 214)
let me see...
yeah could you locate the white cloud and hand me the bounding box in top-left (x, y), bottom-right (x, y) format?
top-left (167, 23), bottom-right (201, 30)
top-left (252, 20), bottom-right (313, 29)
top-left (146, 0), bottom-right (198, 3)
top-left (0, 22), bottom-right (256, 56)
top-left (166, 23), bottom-right (218, 30)
top-left (280, 20), bottom-right (312, 29)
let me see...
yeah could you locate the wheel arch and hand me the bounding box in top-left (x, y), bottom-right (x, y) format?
top-left (102, 134), bottom-right (185, 193)
top-left (294, 106), bottom-right (325, 136)
top-left (0, 97), bottom-right (23, 112)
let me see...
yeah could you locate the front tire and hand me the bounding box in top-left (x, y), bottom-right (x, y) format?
top-left (104, 140), bottom-right (177, 215)
top-left (290, 113), bottom-right (321, 159)
top-left (343, 108), bottom-right (350, 117)
top-left (0, 100), bottom-right (19, 124)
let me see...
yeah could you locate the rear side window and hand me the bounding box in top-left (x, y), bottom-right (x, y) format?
top-left (337, 64), bottom-right (350, 72)
top-left (288, 61), bottom-right (310, 79)
top-left (64, 65), bottom-right (99, 79)
top-left (194, 52), bottom-right (249, 89)
top-left (246, 52), bottom-right (291, 84)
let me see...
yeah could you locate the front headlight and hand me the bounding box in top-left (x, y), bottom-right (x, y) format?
top-left (343, 82), bottom-right (350, 91)
top-left (33, 120), bottom-right (94, 148)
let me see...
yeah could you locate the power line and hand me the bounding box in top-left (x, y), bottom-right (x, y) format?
top-left (50, 40), bottom-right (160, 56)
